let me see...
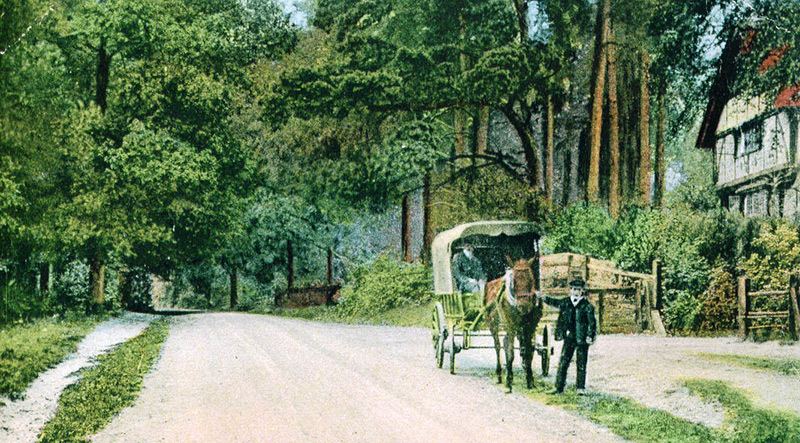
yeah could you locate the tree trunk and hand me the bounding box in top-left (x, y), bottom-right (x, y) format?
top-left (544, 95), bottom-right (555, 204)
top-left (654, 78), bottom-right (667, 208)
top-left (504, 108), bottom-right (540, 189)
top-left (607, 21), bottom-right (620, 219)
top-left (327, 249), bottom-right (333, 285)
top-left (587, 0), bottom-right (610, 204)
top-left (421, 173), bottom-right (433, 264)
top-left (89, 256), bottom-right (105, 306)
top-left (96, 38), bottom-right (110, 114)
top-left (454, 11), bottom-right (468, 156)
top-left (287, 239), bottom-right (294, 290)
top-left (513, 0), bottom-right (529, 43)
top-left (39, 263), bottom-right (49, 293)
top-left (476, 106), bottom-right (489, 155)
top-left (229, 269), bottom-right (238, 309)
top-left (639, 50), bottom-right (651, 206)
top-left (401, 194), bottom-right (412, 263)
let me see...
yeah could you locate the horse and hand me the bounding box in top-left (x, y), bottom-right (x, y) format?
top-left (484, 256), bottom-right (543, 393)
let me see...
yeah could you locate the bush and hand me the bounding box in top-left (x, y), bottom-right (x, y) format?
top-left (120, 268), bottom-right (153, 312)
top-left (53, 260), bottom-right (91, 312)
top-left (695, 260), bottom-right (738, 332)
top-left (742, 219), bottom-right (800, 289)
top-left (337, 256), bottom-right (431, 318)
top-left (543, 203), bottom-right (616, 259)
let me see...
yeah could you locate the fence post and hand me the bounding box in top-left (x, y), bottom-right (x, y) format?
top-left (790, 272), bottom-right (800, 341)
top-left (652, 260), bottom-right (662, 310)
top-left (327, 249), bottom-right (334, 285)
top-left (598, 290), bottom-right (604, 333)
top-left (635, 281), bottom-right (643, 332)
top-left (738, 276), bottom-right (750, 338)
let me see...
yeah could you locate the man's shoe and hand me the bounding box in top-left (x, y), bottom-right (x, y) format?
top-left (577, 388), bottom-right (587, 396)
top-left (549, 389), bottom-right (563, 395)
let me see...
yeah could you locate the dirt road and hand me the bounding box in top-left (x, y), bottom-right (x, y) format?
top-left (92, 313), bottom-right (621, 442)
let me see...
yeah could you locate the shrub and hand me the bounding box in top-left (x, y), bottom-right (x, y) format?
top-left (53, 260), bottom-right (90, 312)
top-left (543, 203), bottom-right (616, 259)
top-left (120, 268), bottom-right (153, 312)
top-left (695, 260), bottom-right (738, 332)
top-left (742, 219), bottom-right (800, 289)
top-left (337, 256), bottom-right (431, 318)
top-left (663, 290), bottom-right (703, 332)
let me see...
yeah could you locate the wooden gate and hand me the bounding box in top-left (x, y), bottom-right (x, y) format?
top-left (540, 253), bottom-right (665, 335)
top-left (737, 273), bottom-right (800, 340)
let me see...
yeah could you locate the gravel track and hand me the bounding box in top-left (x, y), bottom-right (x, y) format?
top-left (87, 312), bottom-right (800, 442)
top-left (0, 312), bottom-right (156, 442)
top-left (92, 313), bottom-right (622, 443)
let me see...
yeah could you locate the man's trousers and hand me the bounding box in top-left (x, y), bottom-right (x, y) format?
top-left (554, 339), bottom-right (588, 392)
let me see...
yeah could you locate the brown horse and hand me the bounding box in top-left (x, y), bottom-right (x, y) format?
top-left (485, 256), bottom-right (543, 392)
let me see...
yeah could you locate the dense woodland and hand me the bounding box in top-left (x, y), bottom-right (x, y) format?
top-left (2, 0), bottom-right (800, 332)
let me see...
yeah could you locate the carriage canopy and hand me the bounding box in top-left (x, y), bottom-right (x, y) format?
top-left (431, 221), bottom-right (542, 294)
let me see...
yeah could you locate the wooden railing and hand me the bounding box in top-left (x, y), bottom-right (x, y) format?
top-left (540, 253), bottom-right (664, 335)
top-left (738, 274), bottom-right (800, 340)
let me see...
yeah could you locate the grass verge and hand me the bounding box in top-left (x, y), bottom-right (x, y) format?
top-left (695, 352), bottom-right (800, 376)
top-left (269, 302), bottom-right (433, 328)
top-left (514, 377), bottom-right (718, 442)
top-left (37, 317), bottom-right (171, 443)
top-left (683, 379), bottom-right (800, 443)
top-left (0, 317), bottom-right (101, 401)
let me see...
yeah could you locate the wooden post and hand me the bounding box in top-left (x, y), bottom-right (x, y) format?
top-left (287, 239), bottom-right (294, 290)
top-left (738, 276), bottom-right (750, 338)
top-left (598, 291), bottom-right (605, 333)
top-left (401, 194), bottom-right (412, 263)
top-left (790, 273), bottom-right (800, 341)
top-left (652, 260), bottom-right (662, 310)
top-left (230, 269), bottom-right (238, 309)
top-left (584, 255), bottom-right (590, 283)
top-left (327, 249), bottom-right (333, 285)
top-left (635, 281), bottom-right (643, 332)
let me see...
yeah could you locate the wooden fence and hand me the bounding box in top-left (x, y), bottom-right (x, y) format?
top-left (540, 253), bottom-right (665, 335)
top-left (738, 274), bottom-right (800, 340)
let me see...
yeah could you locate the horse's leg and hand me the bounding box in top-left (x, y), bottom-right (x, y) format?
top-left (503, 329), bottom-right (515, 393)
top-left (489, 312), bottom-right (503, 384)
top-left (521, 319), bottom-right (534, 389)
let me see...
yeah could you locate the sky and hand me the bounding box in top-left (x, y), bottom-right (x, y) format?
top-left (275, 0), bottom-right (308, 28)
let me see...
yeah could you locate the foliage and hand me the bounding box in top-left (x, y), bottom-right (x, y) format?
top-left (543, 203), bottom-right (617, 259)
top-left (38, 318), bottom-right (170, 443)
top-left (1, 281), bottom-right (55, 324)
top-left (742, 219), bottom-right (800, 290)
top-left (337, 256), bottom-right (430, 318)
top-left (684, 379), bottom-right (800, 443)
top-left (694, 261), bottom-right (738, 333)
top-left (0, 317), bottom-right (98, 399)
top-left (663, 291), bottom-right (703, 333)
top-left (53, 261), bottom-right (91, 313)
top-left (120, 268), bottom-right (153, 313)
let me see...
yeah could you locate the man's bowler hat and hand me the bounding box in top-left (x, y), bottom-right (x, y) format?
top-left (569, 278), bottom-right (586, 289)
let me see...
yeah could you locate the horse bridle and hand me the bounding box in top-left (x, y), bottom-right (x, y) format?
top-left (511, 265), bottom-right (537, 303)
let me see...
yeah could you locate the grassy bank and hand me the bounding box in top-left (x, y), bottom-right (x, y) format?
top-left (0, 317), bottom-right (101, 401)
top-left (495, 373), bottom-right (800, 442)
top-left (38, 317), bottom-right (171, 443)
top-left (684, 379), bottom-right (800, 443)
top-left (269, 302), bottom-right (433, 328)
top-left (513, 378), bottom-right (718, 442)
top-left (696, 352), bottom-right (800, 376)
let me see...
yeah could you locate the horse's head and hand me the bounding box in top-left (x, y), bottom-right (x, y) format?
top-left (506, 255), bottom-right (540, 314)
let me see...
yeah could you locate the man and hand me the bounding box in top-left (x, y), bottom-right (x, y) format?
top-left (451, 244), bottom-right (486, 293)
top-left (543, 277), bottom-right (597, 395)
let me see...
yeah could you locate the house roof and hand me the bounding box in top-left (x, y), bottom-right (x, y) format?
top-left (696, 30), bottom-right (797, 149)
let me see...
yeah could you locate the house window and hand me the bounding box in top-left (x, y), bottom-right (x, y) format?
top-left (741, 120), bottom-right (763, 155)
top-left (744, 189), bottom-right (768, 217)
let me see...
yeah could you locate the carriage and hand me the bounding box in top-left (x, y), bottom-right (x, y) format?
top-left (429, 221), bottom-right (553, 376)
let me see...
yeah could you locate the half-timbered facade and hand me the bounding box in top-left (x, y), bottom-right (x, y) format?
top-left (713, 90), bottom-right (800, 218)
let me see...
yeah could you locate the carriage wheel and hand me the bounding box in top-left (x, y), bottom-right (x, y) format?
top-left (540, 325), bottom-right (551, 377)
top-left (448, 326), bottom-right (457, 374)
top-left (433, 303), bottom-right (446, 368)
